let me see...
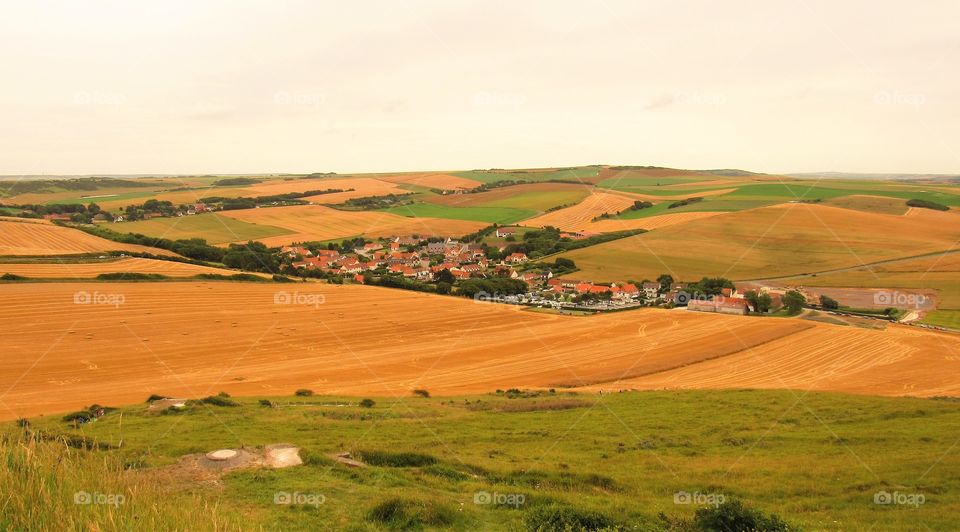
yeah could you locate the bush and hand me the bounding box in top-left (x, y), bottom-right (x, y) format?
top-left (199, 395), bottom-right (239, 407)
top-left (145, 394), bottom-right (169, 403)
top-left (906, 198), bottom-right (949, 211)
top-left (523, 504), bottom-right (616, 531)
top-left (412, 389), bottom-right (430, 398)
top-left (359, 398), bottom-right (376, 408)
top-left (357, 450), bottom-right (437, 467)
top-left (258, 399), bottom-right (274, 408)
top-left (0, 273), bottom-right (27, 281)
top-left (294, 389), bottom-right (314, 397)
top-left (693, 500), bottom-right (794, 531)
top-left (367, 497), bottom-right (456, 529)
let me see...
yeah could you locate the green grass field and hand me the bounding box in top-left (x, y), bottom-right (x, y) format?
top-left (108, 213), bottom-right (291, 244)
top-left (921, 310), bottom-right (960, 329)
top-left (45, 189), bottom-right (167, 206)
top-left (381, 202), bottom-right (536, 224)
top-left (7, 390), bottom-right (959, 530)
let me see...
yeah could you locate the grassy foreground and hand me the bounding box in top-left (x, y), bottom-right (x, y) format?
top-left (4, 390), bottom-right (959, 530)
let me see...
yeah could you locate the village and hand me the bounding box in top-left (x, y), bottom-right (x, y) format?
top-left (279, 230), bottom-right (791, 315)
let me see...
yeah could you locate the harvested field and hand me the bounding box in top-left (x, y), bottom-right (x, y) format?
top-left (423, 182), bottom-right (591, 210)
top-left (556, 203), bottom-right (960, 281)
top-left (250, 177), bottom-right (410, 204)
top-left (218, 204), bottom-right (487, 245)
top-left (376, 173), bottom-right (483, 190)
top-left (0, 258), bottom-right (255, 279)
top-left (2, 282), bottom-right (957, 420)
top-left (518, 192), bottom-right (638, 231)
top-left (581, 211), bottom-right (725, 232)
top-left (823, 194), bottom-right (909, 215)
top-left (596, 323), bottom-right (960, 397)
top-left (0, 219), bottom-right (177, 257)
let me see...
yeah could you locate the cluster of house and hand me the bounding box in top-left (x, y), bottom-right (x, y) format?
top-left (282, 236), bottom-right (534, 284)
top-left (680, 287), bottom-right (785, 315)
top-left (540, 278), bottom-right (646, 301)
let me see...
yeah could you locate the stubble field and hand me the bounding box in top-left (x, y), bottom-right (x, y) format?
top-left (2, 282), bottom-right (958, 421)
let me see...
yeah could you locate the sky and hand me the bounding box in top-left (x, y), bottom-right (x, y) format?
top-left (1, 0), bottom-right (958, 175)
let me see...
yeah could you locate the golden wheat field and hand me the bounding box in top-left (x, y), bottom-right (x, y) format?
top-left (0, 258), bottom-right (257, 278)
top-left (1, 282), bottom-right (957, 420)
top-left (0, 219), bottom-right (178, 257)
top-left (518, 191), bottom-right (639, 231)
top-left (376, 172), bottom-right (483, 190)
top-left (558, 203), bottom-right (960, 281)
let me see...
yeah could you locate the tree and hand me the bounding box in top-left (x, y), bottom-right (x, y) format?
top-left (783, 290), bottom-right (806, 314)
top-left (657, 274), bottom-right (674, 291)
top-left (820, 295), bottom-right (839, 310)
top-left (757, 292), bottom-right (772, 313)
top-left (435, 268), bottom-right (455, 284)
top-left (744, 290), bottom-right (760, 310)
top-left (554, 257), bottom-right (576, 270)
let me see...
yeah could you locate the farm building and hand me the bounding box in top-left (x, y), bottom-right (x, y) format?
top-left (688, 298), bottom-right (749, 315)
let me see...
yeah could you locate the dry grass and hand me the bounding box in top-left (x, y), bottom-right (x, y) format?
top-left (0, 434), bottom-right (235, 530)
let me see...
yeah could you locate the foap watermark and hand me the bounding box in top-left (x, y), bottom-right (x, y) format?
top-left (74, 491), bottom-right (125, 507)
top-left (471, 92), bottom-right (527, 108)
top-left (674, 491), bottom-right (725, 508)
top-left (473, 291), bottom-right (508, 304)
top-left (274, 491), bottom-right (326, 507)
top-left (874, 91), bottom-right (925, 107)
top-left (73, 91), bottom-right (127, 106)
top-left (474, 490), bottom-right (525, 508)
top-left (873, 290), bottom-right (927, 309)
top-left (74, 291), bottom-right (125, 308)
top-left (274, 290), bottom-right (325, 308)
top-left (874, 490), bottom-right (925, 507)
top-left (273, 91), bottom-right (326, 107)
top-left (674, 90), bottom-right (725, 106)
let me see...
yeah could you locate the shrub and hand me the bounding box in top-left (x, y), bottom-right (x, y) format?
top-left (95, 272), bottom-right (166, 281)
top-left (0, 273), bottom-right (27, 281)
top-left (906, 198), bottom-right (949, 211)
top-left (412, 389), bottom-right (430, 398)
top-left (61, 411), bottom-right (92, 423)
top-left (258, 399), bottom-right (274, 408)
top-left (359, 398), bottom-right (376, 408)
top-left (523, 504), bottom-right (616, 531)
top-left (367, 497), bottom-right (456, 529)
top-left (145, 394), bottom-right (169, 402)
top-left (199, 395), bottom-right (239, 407)
top-left (693, 500), bottom-right (794, 531)
top-left (294, 389), bottom-right (314, 397)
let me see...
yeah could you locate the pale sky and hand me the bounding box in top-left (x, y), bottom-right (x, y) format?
top-left (1, 0), bottom-right (958, 175)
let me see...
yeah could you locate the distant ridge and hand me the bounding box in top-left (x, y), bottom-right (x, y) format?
top-left (789, 172), bottom-right (960, 182)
